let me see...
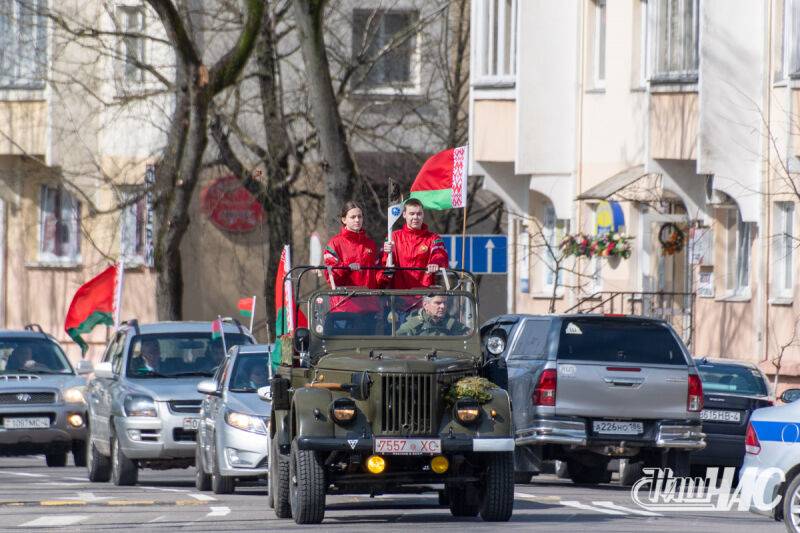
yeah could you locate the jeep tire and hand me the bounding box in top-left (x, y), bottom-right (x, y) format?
top-left (446, 482), bottom-right (480, 517)
top-left (270, 437), bottom-right (291, 518)
top-left (289, 440), bottom-right (326, 524)
top-left (111, 433), bottom-right (138, 486)
top-left (479, 452), bottom-right (514, 522)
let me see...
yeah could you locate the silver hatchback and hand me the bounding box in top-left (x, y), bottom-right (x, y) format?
top-left (195, 344), bottom-right (271, 494)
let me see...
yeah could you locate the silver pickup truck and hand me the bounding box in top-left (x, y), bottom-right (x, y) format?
top-left (482, 314), bottom-right (705, 484)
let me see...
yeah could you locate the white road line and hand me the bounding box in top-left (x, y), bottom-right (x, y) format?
top-left (147, 516), bottom-right (166, 523)
top-left (592, 500), bottom-right (662, 517)
top-left (515, 492), bottom-right (561, 503)
top-left (18, 515), bottom-right (88, 528)
top-left (188, 492), bottom-right (217, 501)
top-left (0, 470), bottom-right (46, 478)
top-left (206, 506), bottom-right (231, 517)
top-left (62, 477), bottom-right (90, 482)
top-left (559, 500), bottom-right (627, 515)
top-left (139, 486), bottom-right (187, 493)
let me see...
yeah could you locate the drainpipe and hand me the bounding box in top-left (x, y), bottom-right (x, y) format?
top-left (761, 0), bottom-right (774, 367)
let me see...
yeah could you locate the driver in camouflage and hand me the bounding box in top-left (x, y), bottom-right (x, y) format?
top-left (397, 294), bottom-right (469, 336)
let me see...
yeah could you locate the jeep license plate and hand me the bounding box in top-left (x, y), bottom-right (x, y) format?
top-left (592, 421), bottom-right (643, 435)
top-left (374, 438), bottom-right (441, 455)
top-left (182, 418), bottom-right (199, 430)
top-left (3, 417), bottom-right (50, 429)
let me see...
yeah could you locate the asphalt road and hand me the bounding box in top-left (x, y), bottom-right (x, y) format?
top-left (0, 456), bottom-right (784, 532)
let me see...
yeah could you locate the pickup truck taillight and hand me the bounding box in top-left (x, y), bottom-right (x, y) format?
top-left (533, 369), bottom-right (557, 406)
top-left (688, 374), bottom-right (703, 412)
top-left (745, 422), bottom-right (761, 455)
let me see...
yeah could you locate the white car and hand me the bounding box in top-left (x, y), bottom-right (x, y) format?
top-left (743, 388), bottom-right (800, 532)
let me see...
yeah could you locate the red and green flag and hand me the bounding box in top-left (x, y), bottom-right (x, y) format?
top-left (211, 318), bottom-right (223, 340)
top-left (409, 145), bottom-right (468, 210)
top-left (272, 245), bottom-right (293, 371)
top-left (65, 265), bottom-right (119, 354)
top-left (238, 297), bottom-right (255, 318)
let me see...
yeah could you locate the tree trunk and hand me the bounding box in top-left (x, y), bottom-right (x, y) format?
top-left (292, 0), bottom-right (357, 235)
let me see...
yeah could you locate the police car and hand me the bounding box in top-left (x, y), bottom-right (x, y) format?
top-left (743, 387), bottom-right (800, 532)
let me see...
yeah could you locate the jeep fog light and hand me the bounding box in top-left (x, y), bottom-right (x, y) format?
top-left (365, 455), bottom-right (386, 474)
top-left (330, 398), bottom-right (357, 424)
top-left (454, 399), bottom-right (481, 424)
top-left (67, 413), bottom-right (84, 428)
top-left (430, 455), bottom-right (449, 474)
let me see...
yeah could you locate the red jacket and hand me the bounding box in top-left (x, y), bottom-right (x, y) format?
top-left (380, 224), bottom-right (449, 289)
top-left (323, 228), bottom-right (380, 289)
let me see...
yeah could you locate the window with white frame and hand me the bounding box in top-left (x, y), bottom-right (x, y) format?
top-left (0, 0), bottom-right (47, 89)
top-left (541, 204), bottom-right (568, 293)
top-left (593, 0), bottom-right (607, 87)
top-left (116, 5), bottom-right (145, 84)
top-left (351, 10), bottom-right (419, 92)
top-left (776, 0), bottom-right (800, 80)
top-left (651, 0), bottom-right (699, 82)
top-left (474, 0), bottom-right (516, 85)
top-left (39, 186), bottom-right (81, 263)
top-left (723, 207), bottom-right (752, 296)
top-left (773, 202), bottom-right (795, 298)
top-left (120, 189), bottom-right (146, 263)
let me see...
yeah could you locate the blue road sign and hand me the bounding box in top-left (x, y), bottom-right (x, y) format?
top-left (441, 234), bottom-right (507, 274)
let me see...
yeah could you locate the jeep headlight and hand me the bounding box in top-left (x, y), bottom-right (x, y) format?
top-left (330, 398), bottom-right (357, 424)
top-left (63, 386), bottom-right (86, 404)
top-left (454, 398), bottom-right (481, 425)
top-left (225, 410), bottom-right (267, 435)
top-left (123, 395), bottom-right (157, 417)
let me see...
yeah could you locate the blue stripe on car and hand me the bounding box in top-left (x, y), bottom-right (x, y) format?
top-left (752, 421), bottom-right (800, 443)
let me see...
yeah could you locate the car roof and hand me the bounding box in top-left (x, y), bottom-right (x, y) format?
top-left (482, 313), bottom-right (667, 325)
top-left (236, 344), bottom-right (273, 355)
top-left (125, 321), bottom-right (251, 335)
top-left (694, 356), bottom-right (759, 369)
top-left (0, 330), bottom-right (57, 341)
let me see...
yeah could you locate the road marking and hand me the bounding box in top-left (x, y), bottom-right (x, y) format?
top-left (41, 500), bottom-right (87, 506)
top-left (592, 501), bottom-right (662, 516)
top-left (207, 506), bottom-right (231, 517)
top-left (515, 492), bottom-right (561, 503)
top-left (559, 500), bottom-right (627, 515)
top-left (106, 500), bottom-right (156, 506)
top-left (62, 477), bottom-right (90, 482)
top-left (147, 516), bottom-right (166, 523)
top-left (188, 493), bottom-right (216, 502)
top-left (18, 515), bottom-right (88, 527)
top-left (0, 470), bottom-right (46, 478)
top-left (139, 486), bottom-right (187, 493)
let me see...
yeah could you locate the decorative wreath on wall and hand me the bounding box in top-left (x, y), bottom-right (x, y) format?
top-left (659, 223), bottom-right (685, 256)
top-left (560, 232), bottom-right (633, 259)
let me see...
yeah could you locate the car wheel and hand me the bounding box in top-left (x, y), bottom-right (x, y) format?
top-left (619, 459), bottom-right (645, 486)
top-left (555, 460), bottom-right (569, 479)
top-left (270, 437), bottom-right (291, 519)
top-left (72, 441), bottom-right (87, 467)
top-left (567, 459), bottom-right (611, 485)
top-left (446, 482), bottom-right (480, 517)
top-left (784, 472), bottom-right (800, 533)
top-left (289, 439), bottom-right (326, 524)
top-left (111, 433), bottom-right (138, 486)
top-left (665, 450), bottom-right (690, 478)
top-left (211, 444), bottom-right (236, 494)
top-left (45, 452), bottom-right (68, 467)
top-left (479, 452), bottom-right (514, 522)
top-left (195, 443), bottom-right (212, 491)
top-left (86, 435), bottom-right (111, 482)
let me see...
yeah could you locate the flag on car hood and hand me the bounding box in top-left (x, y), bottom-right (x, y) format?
top-left (211, 318), bottom-right (223, 340)
top-left (409, 145), bottom-right (468, 210)
top-left (238, 297), bottom-right (254, 318)
top-left (65, 265), bottom-right (118, 354)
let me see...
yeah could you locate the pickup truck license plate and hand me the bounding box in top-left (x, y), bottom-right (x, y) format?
top-left (374, 438), bottom-right (441, 455)
top-left (3, 417), bottom-right (50, 429)
top-left (701, 409), bottom-right (741, 423)
top-left (182, 417), bottom-right (200, 430)
top-left (592, 421), bottom-right (643, 435)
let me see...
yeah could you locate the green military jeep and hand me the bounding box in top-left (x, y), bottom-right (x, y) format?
top-left (267, 267), bottom-right (514, 524)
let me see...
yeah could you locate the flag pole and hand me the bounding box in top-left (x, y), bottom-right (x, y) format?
top-left (249, 295), bottom-right (256, 332)
top-left (217, 315), bottom-right (227, 355)
top-left (460, 205), bottom-right (467, 271)
top-left (113, 259), bottom-right (125, 330)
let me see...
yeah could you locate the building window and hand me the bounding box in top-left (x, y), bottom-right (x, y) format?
top-left (651, 0), bottom-right (699, 82)
top-left (636, 0), bottom-right (649, 86)
top-left (542, 204), bottom-right (568, 293)
top-left (39, 186), bottom-right (81, 263)
top-left (773, 202), bottom-right (795, 298)
top-left (120, 190), bottom-right (146, 263)
top-left (474, 0), bottom-right (516, 85)
top-left (723, 208), bottom-right (752, 296)
top-left (593, 0), bottom-right (607, 87)
top-left (351, 9), bottom-right (419, 92)
top-left (776, 0), bottom-right (800, 80)
top-left (117, 5), bottom-right (145, 84)
top-left (0, 0), bottom-right (47, 89)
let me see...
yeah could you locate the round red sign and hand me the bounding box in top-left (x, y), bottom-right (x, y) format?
top-left (201, 175), bottom-right (264, 233)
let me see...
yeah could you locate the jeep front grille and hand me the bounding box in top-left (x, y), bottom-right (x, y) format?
top-left (0, 392), bottom-right (55, 405)
top-left (380, 373), bottom-right (434, 435)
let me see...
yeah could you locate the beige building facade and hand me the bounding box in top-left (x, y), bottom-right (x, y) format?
top-left (470, 0), bottom-right (800, 391)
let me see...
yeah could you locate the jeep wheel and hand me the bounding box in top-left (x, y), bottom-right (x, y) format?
top-left (446, 482), bottom-right (479, 517)
top-left (211, 445), bottom-right (236, 494)
top-left (479, 452), bottom-right (514, 522)
top-left (45, 452), bottom-right (67, 467)
top-left (111, 434), bottom-right (138, 486)
top-left (270, 438), bottom-right (291, 518)
top-left (86, 437), bottom-right (110, 482)
top-left (195, 444), bottom-right (211, 491)
top-left (72, 441), bottom-right (87, 467)
top-left (567, 459), bottom-right (611, 485)
top-left (289, 440), bottom-right (326, 524)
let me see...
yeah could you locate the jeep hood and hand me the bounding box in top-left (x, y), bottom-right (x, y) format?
top-left (315, 350), bottom-right (476, 374)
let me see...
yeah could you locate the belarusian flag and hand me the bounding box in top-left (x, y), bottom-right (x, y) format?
top-left (409, 145), bottom-right (468, 210)
top-left (238, 297), bottom-right (254, 318)
top-left (272, 245), bottom-right (294, 370)
top-left (211, 318), bottom-right (223, 340)
top-left (65, 265), bottom-right (119, 354)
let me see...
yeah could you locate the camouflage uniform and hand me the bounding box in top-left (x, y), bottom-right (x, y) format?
top-left (396, 312), bottom-right (469, 336)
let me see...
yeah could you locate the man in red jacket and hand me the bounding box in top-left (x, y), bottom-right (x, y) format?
top-left (380, 198), bottom-right (449, 289)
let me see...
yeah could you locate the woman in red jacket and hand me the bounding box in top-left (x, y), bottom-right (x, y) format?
top-left (323, 201), bottom-right (380, 289)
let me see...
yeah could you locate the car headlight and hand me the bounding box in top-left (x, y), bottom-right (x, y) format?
top-left (63, 386), bottom-right (86, 404)
top-left (454, 398), bottom-right (481, 425)
top-left (123, 395), bottom-right (157, 417)
top-left (330, 398), bottom-right (357, 424)
top-left (486, 335), bottom-right (506, 355)
top-left (225, 410), bottom-right (267, 435)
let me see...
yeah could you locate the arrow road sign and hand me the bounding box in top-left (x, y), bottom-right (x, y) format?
top-left (441, 234), bottom-right (507, 274)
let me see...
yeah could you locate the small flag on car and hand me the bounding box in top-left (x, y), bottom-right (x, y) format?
top-left (211, 318), bottom-right (223, 340)
top-left (238, 297), bottom-right (255, 318)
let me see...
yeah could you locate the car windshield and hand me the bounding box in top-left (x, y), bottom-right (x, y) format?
top-left (311, 291), bottom-right (476, 337)
top-left (697, 363), bottom-right (768, 396)
top-left (126, 332), bottom-right (251, 378)
top-left (557, 318), bottom-right (688, 365)
top-left (228, 353), bottom-right (270, 392)
top-left (0, 338), bottom-right (72, 375)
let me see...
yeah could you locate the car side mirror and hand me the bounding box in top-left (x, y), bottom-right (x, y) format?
top-left (93, 361), bottom-right (114, 379)
top-left (197, 379), bottom-right (219, 396)
top-left (485, 328), bottom-right (507, 358)
top-left (293, 328), bottom-right (310, 353)
top-left (257, 385), bottom-right (272, 402)
top-left (781, 388), bottom-right (800, 404)
top-left (76, 360), bottom-right (94, 375)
